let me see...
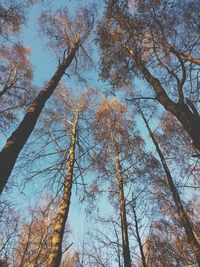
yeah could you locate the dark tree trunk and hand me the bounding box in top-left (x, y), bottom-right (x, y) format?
top-left (0, 47), bottom-right (77, 194)
top-left (140, 107), bottom-right (200, 266)
top-left (141, 64), bottom-right (200, 152)
top-left (132, 205), bottom-right (147, 267)
top-left (115, 151), bottom-right (132, 267)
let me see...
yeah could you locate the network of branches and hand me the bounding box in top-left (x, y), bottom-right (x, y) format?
top-left (0, 1), bottom-right (200, 267)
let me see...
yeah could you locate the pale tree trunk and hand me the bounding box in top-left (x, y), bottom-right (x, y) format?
top-left (139, 107), bottom-right (200, 266)
top-left (0, 47), bottom-right (78, 194)
top-left (48, 111), bottom-right (78, 267)
top-left (115, 149), bottom-right (132, 267)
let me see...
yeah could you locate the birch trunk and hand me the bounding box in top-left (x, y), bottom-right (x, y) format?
top-left (48, 111), bottom-right (78, 267)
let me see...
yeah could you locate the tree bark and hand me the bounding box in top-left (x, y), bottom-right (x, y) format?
top-left (48, 111), bottom-right (78, 267)
top-left (140, 107), bottom-right (200, 266)
top-left (140, 64), bottom-right (200, 152)
top-left (0, 47), bottom-right (78, 194)
top-left (115, 150), bottom-right (132, 267)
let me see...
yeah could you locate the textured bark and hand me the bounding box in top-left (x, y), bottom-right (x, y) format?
top-left (140, 64), bottom-right (200, 152)
top-left (48, 112), bottom-right (78, 267)
top-left (140, 108), bottom-right (200, 266)
top-left (115, 149), bottom-right (132, 267)
top-left (132, 205), bottom-right (147, 267)
top-left (0, 47), bottom-right (78, 194)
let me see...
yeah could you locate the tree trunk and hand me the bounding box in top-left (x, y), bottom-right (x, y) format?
top-left (132, 205), bottom-right (147, 267)
top-left (139, 107), bottom-right (200, 266)
top-left (115, 151), bottom-right (132, 267)
top-left (0, 47), bottom-right (78, 194)
top-left (48, 112), bottom-right (78, 267)
top-left (140, 64), bottom-right (200, 152)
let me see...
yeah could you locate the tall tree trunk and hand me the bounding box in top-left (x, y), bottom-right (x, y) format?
top-left (132, 204), bottom-right (147, 267)
top-left (115, 150), bottom-right (132, 267)
top-left (140, 64), bottom-right (200, 152)
top-left (48, 111), bottom-right (78, 267)
top-left (139, 107), bottom-right (200, 266)
top-left (0, 47), bottom-right (78, 194)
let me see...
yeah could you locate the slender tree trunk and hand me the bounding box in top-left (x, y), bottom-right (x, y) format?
top-left (139, 107), bottom-right (200, 266)
top-left (0, 47), bottom-right (78, 194)
top-left (132, 205), bottom-right (147, 267)
top-left (140, 64), bottom-right (200, 152)
top-left (48, 112), bottom-right (78, 267)
top-left (115, 150), bottom-right (132, 267)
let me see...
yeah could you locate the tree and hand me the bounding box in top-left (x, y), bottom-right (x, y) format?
top-left (138, 104), bottom-right (200, 265)
top-left (93, 99), bottom-right (145, 267)
top-left (0, 43), bottom-right (34, 130)
top-left (0, 0), bottom-right (28, 40)
top-left (0, 198), bottom-right (19, 266)
top-left (97, 0), bottom-right (200, 152)
top-left (0, 0), bottom-right (44, 41)
top-left (0, 6), bottom-right (94, 194)
top-left (12, 194), bottom-right (76, 267)
top-left (145, 220), bottom-right (196, 266)
top-left (0, 1), bottom-right (36, 130)
top-left (0, 44), bottom-right (32, 98)
top-left (131, 201), bottom-right (148, 267)
top-left (34, 87), bottom-right (96, 267)
top-left (81, 219), bottom-right (122, 267)
top-left (47, 98), bottom-right (79, 267)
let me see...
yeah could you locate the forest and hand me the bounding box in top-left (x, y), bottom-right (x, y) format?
top-left (0, 0), bottom-right (200, 266)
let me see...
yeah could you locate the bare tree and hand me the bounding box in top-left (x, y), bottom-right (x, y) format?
top-left (138, 104), bottom-right (200, 265)
top-left (26, 87), bottom-right (97, 267)
top-left (0, 43), bottom-right (34, 130)
top-left (0, 6), bottom-right (94, 194)
top-left (93, 99), bottom-right (146, 267)
top-left (0, 199), bottom-right (19, 266)
top-left (12, 194), bottom-right (72, 267)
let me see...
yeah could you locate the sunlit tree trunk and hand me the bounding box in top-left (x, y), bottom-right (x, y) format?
top-left (0, 47), bottom-right (78, 194)
top-left (139, 107), bottom-right (200, 266)
top-left (48, 111), bottom-right (78, 267)
top-left (115, 147), bottom-right (132, 267)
